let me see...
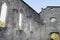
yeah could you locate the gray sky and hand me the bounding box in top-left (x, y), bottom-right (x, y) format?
top-left (24, 0), bottom-right (60, 13)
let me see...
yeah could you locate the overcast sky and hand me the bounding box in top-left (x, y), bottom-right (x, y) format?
top-left (24, 0), bottom-right (60, 13)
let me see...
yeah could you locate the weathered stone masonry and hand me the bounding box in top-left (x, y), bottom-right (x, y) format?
top-left (0, 0), bottom-right (60, 40)
top-left (0, 0), bottom-right (41, 40)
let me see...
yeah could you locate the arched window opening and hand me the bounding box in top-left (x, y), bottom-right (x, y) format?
top-left (19, 13), bottom-right (23, 31)
top-left (50, 32), bottom-right (60, 40)
top-left (0, 3), bottom-right (7, 28)
top-left (50, 17), bottom-right (56, 23)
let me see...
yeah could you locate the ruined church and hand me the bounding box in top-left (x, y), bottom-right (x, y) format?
top-left (0, 0), bottom-right (60, 40)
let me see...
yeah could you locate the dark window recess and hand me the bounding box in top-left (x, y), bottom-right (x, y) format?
top-left (0, 27), bottom-right (7, 31)
top-left (27, 15), bottom-right (32, 19)
top-left (50, 32), bottom-right (59, 35)
top-left (20, 9), bottom-right (24, 13)
top-left (12, 9), bottom-right (18, 13)
top-left (50, 17), bottom-right (56, 20)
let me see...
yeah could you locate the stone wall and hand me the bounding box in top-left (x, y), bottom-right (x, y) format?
top-left (0, 0), bottom-right (41, 40)
top-left (40, 6), bottom-right (60, 40)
